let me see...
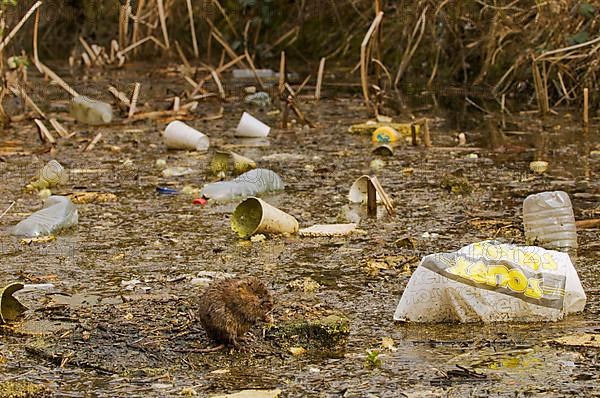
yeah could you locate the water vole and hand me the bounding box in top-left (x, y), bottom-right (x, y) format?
top-left (198, 276), bottom-right (273, 348)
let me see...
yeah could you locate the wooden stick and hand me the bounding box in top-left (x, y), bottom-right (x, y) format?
top-left (367, 178), bottom-right (377, 216)
top-left (315, 57), bottom-right (326, 101)
top-left (34, 119), bottom-right (55, 144)
top-left (84, 133), bottom-right (102, 152)
top-left (279, 51), bottom-right (286, 96)
top-left (49, 118), bottom-right (68, 138)
top-left (360, 12), bottom-right (384, 110)
top-left (186, 0), bottom-right (199, 58)
top-left (410, 124), bottom-right (418, 146)
top-left (422, 119), bottom-right (432, 148)
top-left (0, 1), bottom-right (43, 52)
top-left (128, 82), bottom-right (141, 118)
top-left (156, 0), bottom-right (170, 49)
top-left (583, 87), bottom-right (589, 127)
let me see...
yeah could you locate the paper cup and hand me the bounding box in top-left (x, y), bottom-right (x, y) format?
top-left (211, 151), bottom-right (256, 175)
top-left (163, 121), bottom-right (209, 151)
top-left (235, 112), bottom-right (270, 138)
top-left (231, 197), bottom-right (298, 238)
top-left (348, 175), bottom-right (381, 204)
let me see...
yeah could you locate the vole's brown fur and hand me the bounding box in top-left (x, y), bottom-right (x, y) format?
top-left (198, 276), bottom-right (273, 347)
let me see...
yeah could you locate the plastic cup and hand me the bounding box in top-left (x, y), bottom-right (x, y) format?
top-left (163, 121), bottom-right (209, 151)
top-left (211, 151), bottom-right (256, 175)
top-left (372, 143), bottom-right (395, 156)
top-left (235, 112), bottom-right (270, 138)
top-left (348, 175), bottom-right (381, 204)
top-left (231, 197), bottom-right (298, 238)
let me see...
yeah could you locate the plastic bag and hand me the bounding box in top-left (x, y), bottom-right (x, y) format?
top-left (11, 196), bottom-right (78, 237)
top-left (200, 169), bottom-right (284, 201)
top-left (394, 241), bottom-right (586, 323)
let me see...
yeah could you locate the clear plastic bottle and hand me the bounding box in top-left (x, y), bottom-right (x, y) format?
top-left (11, 196), bottom-right (78, 237)
top-left (200, 169), bottom-right (284, 201)
top-left (523, 191), bottom-right (577, 254)
top-left (29, 159), bottom-right (68, 190)
top-left (70, 95), bottom-right (113, 125)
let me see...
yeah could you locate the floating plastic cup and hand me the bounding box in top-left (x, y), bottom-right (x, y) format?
top-left (235, 112), bottom-right (270, 138)
top-left (348, 175), bottom-right (381, 204)
top-left (231, 197), bottom-right (298, 238)
top-left (523, 191), bottom-right (577, 253)
top-left (211, 150), bottom-right (256, 175)
top-left (70, 95), bottom-right (113, 125)
top-left (163, 121), bottom-right (210, 151)
top-left (372, 143), bottom-right (395, 156)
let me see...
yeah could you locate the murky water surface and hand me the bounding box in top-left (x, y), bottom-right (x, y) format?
top-left (0, 66), bottom-right (599, 397)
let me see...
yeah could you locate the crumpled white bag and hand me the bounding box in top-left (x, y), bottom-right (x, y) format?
top-left (394, 241), bottom-right (586, 323)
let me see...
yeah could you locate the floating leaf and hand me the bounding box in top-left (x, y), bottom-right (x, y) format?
top-left (567, 31), bottom-right (590, 45)
top-left (0, 283), bottom-right (27, 324)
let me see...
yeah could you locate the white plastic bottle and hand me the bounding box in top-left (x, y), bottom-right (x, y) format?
top-left (200, 169), bottom-right (284, 201)
top-left (11, 196), bottom-right (78, 237)
top-left (70, 96), bottom-right (113, 125)
top-left (523, 191), bottom-right (577, 253)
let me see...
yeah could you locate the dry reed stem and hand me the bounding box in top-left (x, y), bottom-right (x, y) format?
top-left (422, 118), bottom-right (432, 148)
top-left (173, 96), bottom-right (180, 112)
top-left (81, 52), bottom-right (92, 67)
top-left (296, 74), bottom-right (312, 96)
top-left (131, 0), bottom-right (146, 54)
top-left (108, 85), bottom-right (131, 107)
top-left (79, 37), bottom-right (98, 65)
top-left (128, 82), bottom-right (141, 118)
top-left (84, 132), bottom-right (102, 152)
top-left (34, 119), bottom-right (55, 144)
top-left (394, 6), bottom-right (427, 87)
top-left (185, 0), bottom-right (199, 58)
top-left (370, 176), bottom-right (394, 216)
top-left (8, 85), bottom-right (45, 118)
top-left (117, 35), bottom-right (165, 57)
top-left (0, 201), bottom-right (15, 220)
top-left (175, 40), bottom-right (192, 70)
top-left (244, 50), bottom-right (265, 90)
top-left (532, 59), bottom-right (548, 114)
top-left (583, 87), bottom-right (589, 127)
top-left (210, 30), bottom-right (247, 68)
top-left (360, 11), bottom-right (384, 110)
top-left (0, 1), bottom-right (43, 52)
top-left (32, 7), bottom-right (40, 68)
top-left (37, 63), bottom-right (79, 97)
top-left (211, 0), bottom-right (238, 37)
top-left (49, 118), bottom-right (68, 138)
top-left (279, 51), bottom-right (286, 96)
top-left (209, 68), bottom-right (226, 99)
top-left (119, 5), bottom-right (127, 49)
top-left (156, 0), bottom-right (170, 49)
top-left (315, 57), bottom-right (326, 101)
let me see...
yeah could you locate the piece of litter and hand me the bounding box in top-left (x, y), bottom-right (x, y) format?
top-left (299, 224), bottom-right (357, 237)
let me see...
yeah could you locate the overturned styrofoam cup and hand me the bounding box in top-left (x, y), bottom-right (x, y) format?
top-left (235, 112), bottom-right (270, 138)
top-left (163, 121), bottom-right (209, 151)
top-left (231, 197), bottom-right (298, 238)
top-left (348, 175), bottom-right (381, 204)
top-left (211, 150), bottom-right (256, 175)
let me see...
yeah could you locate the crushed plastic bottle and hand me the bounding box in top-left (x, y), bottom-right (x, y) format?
top-left (200, 168), bottom-right (284, 201)
top-left (29, 159), bottom-right (68, 190)
top-left (244, 92), bottom-right (271, 108)
top-left (11, 196), bottom-right (78, 237)
top-left (70, 95), bottom-right (113, 125)
top-left (523, 191), bottom-right (577, 254)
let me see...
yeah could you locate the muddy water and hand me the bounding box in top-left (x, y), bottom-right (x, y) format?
top-left (0, 66), bottom-right (599, 397)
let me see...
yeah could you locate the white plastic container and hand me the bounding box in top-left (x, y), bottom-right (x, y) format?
top-left (235, 112), bottom-right (270, 138)
top-left (30, 159), bottom-right (68, 190)
top-left (523, 191), bottom-right (577, 253)
top-left (70, 95), bottom-right (113, 125)
top-left (11, 196), bottom-right (78, 237)
top-left (200, 168), bottom-right (284, 202)
top-left (231, 197), bottom-right (298, 238)
top-left (163, 121), bottom-right (210, 151)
